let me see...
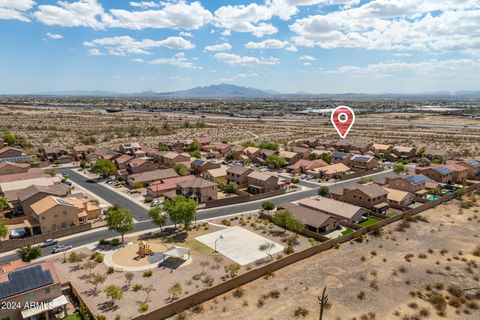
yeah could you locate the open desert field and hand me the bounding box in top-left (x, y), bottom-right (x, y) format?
top-left (174, 197), bottom-right (480, 320)
top-left (1, 106), bottom-right (480, 158)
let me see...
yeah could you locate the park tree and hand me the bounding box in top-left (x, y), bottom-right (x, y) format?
top-left (92, 159), bottom-right (117, 178)
top-left (174, 163), bottom-right (189, 176)
top-left (264, 154), bottom-right (287, 169)
top-left (83, 260), bottom-right (97, 276)
top-left (187, 141), bottom-right (201, 153)
top-left (142, 285), bottom-right (156, 302)
top-left (89, 273), bottom-right (106, 295)
top-left (2, 132), bottom-right (17, 145)
top-left (0, 220), bottom-right (8, 239)
top-left (125, 272), bottom-right (134, 287)
top-left (272, 210), bottom-right (292, 233)
top-left (168, 282), bottom-right (182, 301)
top-left (310, 152), bottom-right (332, 164)
top-left (68, 252), bottom-right (87, 268)
top-left (259, 242), bottom-right (275, 261)
top-left (0, 196), bottom-right (8, 211)
top-left (163, 195), bottom-right (197, 230)
top-left (393, 163), bottom-right (409, 175)
top-left (44, 168), bottom-right (57, 177)
top-left (148, 206), bottom-right (167, 232)
top-left (106, 205), bottom-right (134, 242)
top-left (104, 285), bottom-right (123, 306)
top-left (261, 201), bottom-right (275, 212)
top-left (287, 217), bottom-right (305, 241)
top-left (189, 150), bottom-right (201, 159)
top-left (17, 245), bottom-right (42, 262)
top-left (318, 186), bottom-right (330, 197)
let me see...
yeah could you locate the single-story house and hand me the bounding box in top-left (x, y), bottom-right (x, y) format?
top-left (308, 163), bottom-right (351, 179)
top-left (278, 202), bottom-right (340, 234)
top-left (203, 167), bottom-right (228, 183)
top-left (146, 175), bottom-right (196, 198)
top-left (298, 197), bottom-right (368, 223)
top-left (127, 169), bottom-right (178, 186)
top-left (0, 162), bottom-right (30, 175)
top-left (383, 187), bottom-right (415, 210)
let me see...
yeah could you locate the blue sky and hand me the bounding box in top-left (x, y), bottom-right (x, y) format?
top-left (0, 0), bottom-right (479, 94)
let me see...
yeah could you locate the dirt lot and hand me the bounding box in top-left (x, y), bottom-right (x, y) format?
top-left (1, 107), bottom-right (479, 158)
top-left (175, 197), bottom-right (480, 320)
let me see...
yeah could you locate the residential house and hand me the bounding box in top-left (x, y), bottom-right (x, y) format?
top-left (443, 164), bottom-right (468, 183)
top-left (30, 196), bottom-right (100, 233)
top-left (175, 178), bottom-right (218, 203)
top-left (114, 154), bottom-right (134, 170)
top-left (309, 163), bottom-right (351, 179)
top-left (127, 169), bottom-right (178, 186)
top-left (226, 166), bottom-right (253, 187)
top-left (346, 155), bottom-right (379, 171)
top-left (125, 158), bottom-right (158, 175)
top-left (423, 148), bottom-right (447, 162)
top-left (287, 159), bottom-right (328, 174)
top-left (298, 197), bottom-right (368, 223)
top-left (304, 137), bottom-right (319, 148)
top-left (415, 166), bottom-right (453, 184)
top-left (456, 159), bottom-right (480, 178)
top-left (243, 147), bottom-right (260, 159)
top-left (87, 148), bottom-right (121, 164)
top-left (257, 149), bottom-right (277, 160)
top-left (230, 145), bottom-right (245, 158)
top-left (278, 151), bottom-right (302, 165)
top-left (332, 140), bottom-right (351, 153)
top-left (0, 261), bottom-right (68, 320)
top-left (247, 171), bottom-right (279, 194)
top-left (332, 184), bottom-right (389, 213)
top-left (163, 152), bottom-right (191, 169)
top-left (191, 159), bottom-right (221, 174)
top-left (4, 184), bottom-right (71, 216)
top-left (351, 141), bottom-right (372, 154)
top-left (195, 136), bottom-right (211, 146)
top-left (203, 167), bottom-right (227, 183)
top-left (277, 202), bottom-right (340, 234)
top-left (0, 147), bottom-right (24, 159)
top-left (383, 188), bottom-right (415, 210)
top-left (144, 149), bottom-right (169, 164)
top-left (387, 175), bottom-right (432, 198)
top-left (0, 169), bottom-right (60, 194)
top-left (72, 145), bottom-right (95, 161)
top-left (202, 144), bottom-right (231, 155)
top-left (146, 175), bottom-right (196, 198)
top-left (331, 151), bottom-right (351, 164)
top-left (291, 146), bottom-right (311, 159)
top-left (370, 144), bottom-right (393, 157)
top-left (0, 162), bottom-right (29, 175)
top-left (119, 143), bottom-right (142, 155)
top-left (393, 146), bottom-right (416, 159)
top-left (317, 139), bottom-right (333, 149)
top-left (43, 146), bottom-right (70, 163)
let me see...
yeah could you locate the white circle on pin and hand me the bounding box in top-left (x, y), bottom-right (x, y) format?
top-left (338, 112), bottom-right (349, 123)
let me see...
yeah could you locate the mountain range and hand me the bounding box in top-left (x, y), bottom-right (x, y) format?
top-left (19, 84), bottom-right (480, 99)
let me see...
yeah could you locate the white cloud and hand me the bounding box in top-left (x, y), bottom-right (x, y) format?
top-left (179, 31), bottom-right (193, 37)
top-left (46, 32), bottom-right (63, 39)
top-left (34, 0), bottom-right (213, 30)
top-left (131, 58), bottom-right (144, 63)
top-left (214, 3), bottom-right (277, 37)
top-left (245, 39), bottom-right (289, 49)
top-left (204, 43), bottom-right (232, 52)
top-left (237, 72), bottom-right (259, 78)
top-left (0, 0), bottom-right (36, 22)
top-left (84, 36), bottom-right (194, 56)
top-left (149, 52), bottom-right (200, 69)
top-left (214, 52), bottom-right (279, 66)
top-left (289, 0), bottom-right (480, 55)
top-left (108, 1), bottom-right (213, 30)
top-left (267, 0), bottom-right (361, 21)
top-left (327, 59), bottom-right (480, 78)
top-left (87, 48), bottom-right (103, 56)
top-left (129, 1), bottom-right (159, 9)
top-left (299, 55), bottom-right (317, 61)
top-left (286, 45), bottom-right (298, 52)
top-left (34, 0), bottom-right (107, 29)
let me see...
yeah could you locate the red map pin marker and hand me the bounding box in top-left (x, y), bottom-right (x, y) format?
top-left (331, 106), bottom-right (355, 139)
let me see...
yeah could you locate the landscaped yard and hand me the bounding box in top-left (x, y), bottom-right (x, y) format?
top-left (341, 228), bottom-right (352, 235)
top-left (386, 212), bottom-right (400, 217)
top-left (359, 217), bottom-right (381, 227)
top-left (63, 312), bottom-right (80, 320)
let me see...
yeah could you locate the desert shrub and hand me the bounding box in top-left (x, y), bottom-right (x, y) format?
top-left (144, 197), bottom-right (154, 203)
top-left (283, 245), bottom-right (294, 254)
top-left (221, 219), bottom-right (231, 226)
top-left (138, 303), bottom-right (149, 312)
top-left (133, 284), bottom-right (142, 292)
top-left (357, 291), bottom-right (366, 300)
top-left (256, 298), bottom-right (265, 308)
top-left (107, 267), bottom-right (115, 274)
top-left (232, 287), bottom-right (245, 298)
top-left (473, 245), bottom-right (480, 257)
top-left (111, 238), bottom-right (121, 246)
top-left (294, 307), bottom-right (309, 317)
top-left (143, 270), bottom-right (152, 277)
top-left (191, 304), bottom-right (204, 314)
top-left (192, 274), bottom-right (201, 281)
top-left (269, 290), bottom-right (280, 299)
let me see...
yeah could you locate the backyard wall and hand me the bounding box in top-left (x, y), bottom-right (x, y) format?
top-left (205, 189), bottom-right (286, 208)
top-left (0, 223), bottom-right (92, 253)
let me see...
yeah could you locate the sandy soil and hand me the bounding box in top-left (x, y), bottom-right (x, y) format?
top-left (176, 197), bottom-right (480, 320)
top-left (112, 242), bottom-right (169, 267)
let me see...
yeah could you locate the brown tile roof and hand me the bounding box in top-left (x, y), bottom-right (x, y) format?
top-left (0, 169), bottom-right (47, 183)
top-left (226, 166), bottom-right (253, 175)
top-left (346, 184), bottom-right (388, 198)
top-left (128, 169), bottom-right (178, 184)
top-left (298, 197), bottom-right (367, 220)
top-left (148, 175), bottom-right (196, 192)
top-left (178, 177), bottom-right (217, 189)
top-left (0, 161), bottom-right (29, 169)
top-left (17, 184), bottom-right (70, 202)
top-left (279, 202), bottom-right (338, 228)
top-left (247, 171), bottom-right (275, 181)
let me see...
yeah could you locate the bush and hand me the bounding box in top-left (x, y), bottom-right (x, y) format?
top-left (99, 239), bottom-right (109, 245)
top-left (192, 274), bottom-right (201, 281)
top-left (143, 270), bottom-right (152, 277)
top-left (221, 219), bottom-right (231, 226)
top-left (294, 307), bottom-right (309, 317)
top-left (133, 284), bottom-right (142, 292)
top-left (144, 197), bottom-right (154, 203)
top-left (107, 267), bottom-right (115, 274)
top-left (283, 245), bottom-right (294, 254)
top-left (111, 238), bottom-right (121, 246)
top-left (232, 287), bottom-right (245, 298)
top-left (138, 303), bottom-right (149, 312)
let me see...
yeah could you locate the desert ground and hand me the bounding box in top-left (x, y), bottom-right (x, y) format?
top-left (173, 197), bottom-right (480, 320)
top-left (1, 106), bottom-right (479, 158)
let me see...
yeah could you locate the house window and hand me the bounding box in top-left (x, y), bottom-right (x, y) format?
top-left (61, 222), bottom-right (67, 228)
top-left (54, 214), bottom-right (58, 218)
top-left (64, 211), bottom-right (68, 215)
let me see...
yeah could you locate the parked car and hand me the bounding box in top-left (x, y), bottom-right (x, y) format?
top-left (86, 179), bottom-right (97, 183)
top-left (62, 180), bottom-right (73, 186)
top-left (40, 239), bottom-right (58, 248)
top-left (150, 200), bottom-right (163, 207)
top-left (52, 245), bottom-right (73, 254)
top-left (9, 228), bottom-right (28, 239)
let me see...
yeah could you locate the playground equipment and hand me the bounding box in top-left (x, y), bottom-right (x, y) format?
top-left (136, 241), bottom-right (153, 258)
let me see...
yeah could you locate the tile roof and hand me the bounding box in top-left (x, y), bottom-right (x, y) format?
top-left (17, 184), bottom-right (71, 202)
top-left (226, 165), bottom-right (253, 175)
top-left (298, 197), bottom-right (367, 220)
top-left (206, 168), bottom-right (227, 178)
top-left (348, 184), bottom-right (388, 198)
top-left (177, 177), bottom-right (217, 189)
top-left (247, 171), bottom-right (275, 181)
top-left (128, 169), bottom-right (178, 184)
top-left (279, 202), bottom-right (338, 228)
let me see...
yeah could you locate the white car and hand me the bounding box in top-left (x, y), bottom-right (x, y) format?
top-left (150, 200), bottom-right (163, 207)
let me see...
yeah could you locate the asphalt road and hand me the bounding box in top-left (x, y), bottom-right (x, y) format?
top-left (0, 168), bottom-right (398, 264)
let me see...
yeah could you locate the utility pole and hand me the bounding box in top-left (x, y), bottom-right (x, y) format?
top-left (318, 286), bottom-right (329, 320)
